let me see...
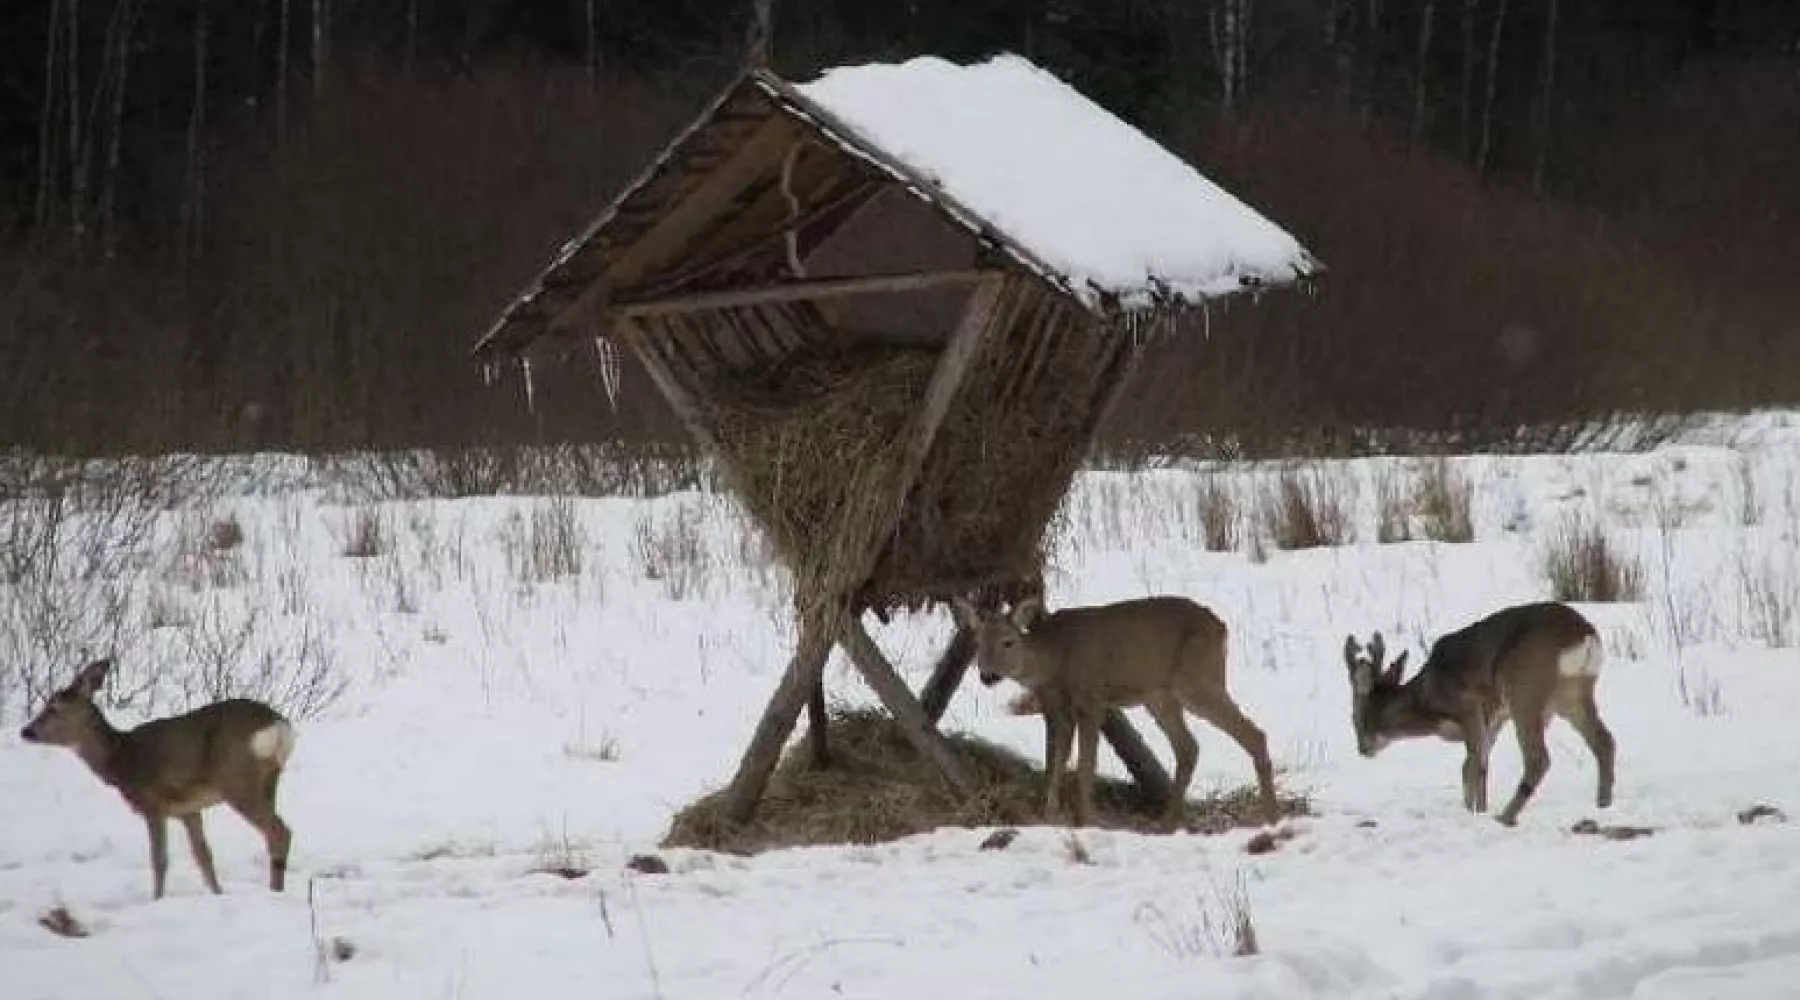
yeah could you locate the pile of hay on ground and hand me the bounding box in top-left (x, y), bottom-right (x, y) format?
top-left (663, 707), bottom-right (1311, 855)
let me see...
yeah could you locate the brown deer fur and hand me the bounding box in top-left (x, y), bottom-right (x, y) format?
top-left (19, 658), bottom-right (297, 899)
top-left (953, 595), bottom-right (1278, 828)
top-left (1345, 601), bottom-right (1617, 826)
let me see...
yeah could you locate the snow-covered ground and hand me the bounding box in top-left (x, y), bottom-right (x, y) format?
top-left (3, 413), bottom-right (1798, 1000)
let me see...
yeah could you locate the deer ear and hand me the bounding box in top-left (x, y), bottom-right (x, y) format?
top-left (1010, 596), bottom-right (1045, 631)
top-left (950, 597), bottom-right (979, 630)
top-left (1343, 634), bottom-right (1361, 666)
top-left (74, 657), bottom-right (113, 694)
top-left (1369, 631), bottom-right (1387, 666)
top-left (1380, 651), bottom-right (1408, 687)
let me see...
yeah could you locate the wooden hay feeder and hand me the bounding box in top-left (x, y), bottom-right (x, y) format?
top-left (472, 55), bottom-right (1319, 827)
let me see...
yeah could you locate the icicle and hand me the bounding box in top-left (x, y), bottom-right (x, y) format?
top-left (517, 356), bottom-right (536, 415)
top-left (1203, 300), bottom-right (1212, 342)
top-left (480, 360), bottom-right (499, 388)
top-left (594, 336), bottom-right (622, 412)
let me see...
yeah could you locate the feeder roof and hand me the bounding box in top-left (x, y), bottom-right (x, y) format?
top-left (793, 55), bottom-right (1316, 312)
top-left (471, 54), bottom-right (1318, 364)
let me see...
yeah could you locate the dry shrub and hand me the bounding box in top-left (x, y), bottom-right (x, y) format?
top-left (1133, 870), bottom-right (1260, 960)
top-left (1372, 466), bottom-right (1412, 544)
top-left (662, 708), bottom-right (1308, 855)
top-left (338, 508), bottom-right (386, 558)
top-left (1258, 466), bottom-right (1356, 550)
top-left (1539, 514), bottom-right (1645, 602)
top-left (632, 505), bottom-right (710, 600)
top-left (1735, 540), bottom-right (1799, 648)
top-left (1415, 458), bottom-right (1475, 542)
top-left (499, 497), bottom-right (585, 583)
top-left (1194, 475), bottom-right (1241, 551)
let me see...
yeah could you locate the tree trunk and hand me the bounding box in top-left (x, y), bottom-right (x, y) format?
top-left (1532, 0), bottom-right (1559, 193)
top-left (35, 0), bottom-right (64, 234)
top-left (100, 0), bottom-right (142, 255)
top-left (67, 0), bottom-right (83, 238)
top-left (277, 0), bottom-right (290, 136)
top-left (311, 0), bottom-right (329, 96)
top-left (583, 0), bottom-right (597, 89)
top-left (182, 0), bottom-right (208, 264)
top-left (1413, 0), bottom-right (1437, 142)
top-left (1477, 0), bottom-right (1509, 175)
top-left (1361, 0), bottom-right (1381, 125)
top-left (1460, 0), bottom-right (1478, 159)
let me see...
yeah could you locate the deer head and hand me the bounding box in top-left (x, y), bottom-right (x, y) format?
top-left (20, 658), bottom-right (114, 747)
top-left (951, 595), bottom-right (1047, 687)
top-left (1343, 633), bottom-right (1410, 757)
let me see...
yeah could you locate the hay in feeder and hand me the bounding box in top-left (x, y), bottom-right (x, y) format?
top-left (662, 707), bottom-right (1311, 855)
top-left (701, 341), bottom-right (938, 624)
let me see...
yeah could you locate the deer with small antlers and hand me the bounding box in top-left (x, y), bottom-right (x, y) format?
top-left (19, 658), bottom-right (297, 899)
top-left (1344, 601), bottom-right (1617, 826)
top-left (953, 594), bottom-right (1279, 829)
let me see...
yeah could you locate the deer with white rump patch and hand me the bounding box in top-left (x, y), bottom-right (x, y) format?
top-left (1344, 601), bottom-right (1616, 826)
top-left (952, 595), bottom-right (1279, 828)
top-left (19, 658), bottom-right (297, 899)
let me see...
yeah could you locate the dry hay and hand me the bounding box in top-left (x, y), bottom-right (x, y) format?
top-left (700, 341), bottom-right (934, 624)
top-left (662, 707), bottom-right (1310, 855)
top-left (693, 289), bottom-right (1124, 620)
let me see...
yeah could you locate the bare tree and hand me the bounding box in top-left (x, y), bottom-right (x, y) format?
top-left (1532, 0), bottom-right (1560, 192)
top-left (1210, 0), bottom-right (1251, 118)
top-left (1460, 0), bottom-right (1478, 158)
top-left (182, 0), bottom-right (209, 264)
top-left (1477, 0), bottom-right (1509, 174)
top-left (1414, 0), bottom-right (1437, 142)
top-left (311, 0), bottom-right (329, 96)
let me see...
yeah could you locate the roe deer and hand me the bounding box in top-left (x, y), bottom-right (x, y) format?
top-left (1344, 601), bottom-right (1616, 826)
top-left (952, 595), bottom-right (1278, 828)
top-left (19, 658), bottom-right (297, 899)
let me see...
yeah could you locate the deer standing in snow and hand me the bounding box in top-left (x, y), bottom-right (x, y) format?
top-left (19, 658), bottom-right (298, 899)
top-left (1344, 601), bottom-right (1616, 825)
top-left (953, 594), bottom-right (1279, 828)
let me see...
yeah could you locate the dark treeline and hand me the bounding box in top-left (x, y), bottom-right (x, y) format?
top-left (2, 0), bottom-right (1798, 458)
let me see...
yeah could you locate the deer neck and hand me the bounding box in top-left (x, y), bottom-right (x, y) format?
top-left (70, 714), bottom-right (128, 789)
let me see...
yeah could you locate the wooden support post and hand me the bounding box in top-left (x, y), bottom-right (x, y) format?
top-left (919, 627), bottom-right (976, 725)
top-left (719, 621), bottom-right (834, 824)
top-left (805, 676), bottom-right (830, 769)
top-left (839, 617), bottom-right (977, 795)
top-left (1034, 709), bottom-right (1173, 812)
top-left (1100, 709), bottom-right (1174, 810)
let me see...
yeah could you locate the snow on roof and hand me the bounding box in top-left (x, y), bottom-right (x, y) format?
top-left (792, 54), bottom-right (1317, 312)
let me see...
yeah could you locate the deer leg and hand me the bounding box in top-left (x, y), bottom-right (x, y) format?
top-left (226, 779), bottom-right (293, 892)
top-left (1191, 694), bottom-right (1279, 823)
top-left (146, 814), bottom-right (170, 900)
top-left (1073, 709), bottom-right (1102, 828)
top-left (1560, 683), bottom-right (1616, 809)
top-left (1496, 708), bottom-right (1553, 827)
top-left (1145, 695), bottom-right (1197, 828)
top-left (180, 813), bottom-right (223, 894)
top-left (1043, 706), bottom-right (1075, 823)
top-left (1459, 712), bottom-right (1491, 813)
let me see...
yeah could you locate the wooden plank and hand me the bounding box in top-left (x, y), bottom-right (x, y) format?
top-left (919, 627), bottom-right (976, 725)
top-left (805, 677), bottom-right (831, 769)
top-left (612, 316), bottom-right (728, 457)
top-left (893, 275), bottom-right (1006, 503)
top-left (1100, 710), bottom-right (1174, 809)
top-left (839, 618), bottom-right (977, 795)
top-left (719, 620), bottom-right (835, 824)
top-left (613, 268), bottom-right (1000, 318)
top-left (550, 116), bottom-right (800, 333)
